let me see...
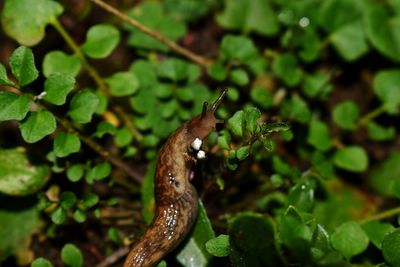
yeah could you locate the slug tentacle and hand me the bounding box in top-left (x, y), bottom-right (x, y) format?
top-left (123, 89), bottom-right (227, 267)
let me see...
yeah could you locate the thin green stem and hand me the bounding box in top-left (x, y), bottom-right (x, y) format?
top-left (50, 20), bottom-right (108, 93)
top-left (357, 105), bottom-right (387, 127)
top-left (51, 19), bottom-right (142, 141)
top-left (359, 206), bottom-right (400, 224)
top-left (89, 0), bottom-right (212, 68)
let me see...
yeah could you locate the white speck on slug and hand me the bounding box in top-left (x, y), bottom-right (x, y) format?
top-left (197, 150), bottom-right (206, 159)
top-left (191, 138), bottom-right (202, 150)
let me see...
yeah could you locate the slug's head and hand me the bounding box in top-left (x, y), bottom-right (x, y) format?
top-left (189, 88), bottom-right (227, 140)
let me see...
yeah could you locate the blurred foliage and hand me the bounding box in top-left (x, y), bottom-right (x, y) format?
top-left (1, 0), bottom-right (400, 266)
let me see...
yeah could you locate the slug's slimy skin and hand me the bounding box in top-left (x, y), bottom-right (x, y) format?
top-left (124, 89), bottom-right (227, 267)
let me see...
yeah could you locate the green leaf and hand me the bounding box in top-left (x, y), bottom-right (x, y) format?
top-left (82, 193), bottom-right (99, 209)
top-left (319, 0), bottom-right (368, 61)
top-left (288, 180), bottom-right (315, 212)
top-left (272, 156), bottom-right (293, 176)
top-left (67, 164), bottom-right (85, 183)
top-left (115, 128), bottom-right (133, 147)
top-left (9, 46), bottom-right (38, 86)
top-left (205, 235), bottom-right (230, 257)
top-left (207, 62), bottom-right (226, 81)
top-left (230, 68), bottom-right (249, 86)
top-left (81, 24), bottom-right (120, 59)
top-left (302, 73), bottom-right (332, 99)
top-left (244, 107), bottom-right (261, 134)
top-left (280, 95), bottom-right (311, 123)
top-left (126, 2), bottom-right (186, 52)
top-left (0, 148), bottom-right (50, 196)
top-left (60, 191), bottom-right (77, 210)
top-left (61, 244), bottom-right (83, 267)
top-left (367, 122), bottom-right (396, 141)
top-left (216, 0), bottom-right (278, 36)
top-left (53, 132), bottom-right (81, 158)
top-left (382, 228), bottom-right (400, 266)
top-left (280, 207), bottom-right (312, 264)
top-left (1, 0), bottom-right (63, 46)
top-left (43, 73), bottom-right (75, 105)
top-left (177, 201), bottom-right (215, 267)
top-left (227, 149), bottom-right (238, 170)
top-left (250, 86), bottom-right (273, 109)
top-left (365, 4), bottom-right (400, 62)
top-left (332, 101), bottom-right (359, 130)
top-left (272, 53), bottom-right (303, 87)
top-left (330, 22), bottom-right (368, 61)
top-left (95, 92), bottom-right (108, 114)
top-left (298, 27), bottom-right (321, 62)
top-left (307, 120), bottom-right (332, 151)
top-left (73, 209), bottom-right (86, 223)
top-left (31, 258), bottom-right (54, 267)
top-left (373, 69), bottom-right (400, 106)
top-left (129, 60), bottom-right (158, 88)
top-left (68, 89), bottom-right (99, 124)
top-left (157, 58), bottom-right (194, 82)
top-left (218, 130), bottom-right (231, 150)
top-left (108, 227), bottom-right (123, 244)
top-left (51, 206), bottom-right (67, 225)
top-left (92, 162), bottom-right (111, 180)
top-left (0, 200), bottom-right (40, 263)
top-left (333, 146), bottom-right (368, 172)
top-left (42, 51), bottom-right (81, 78)
top-left (362, 221), bottom-right (395, 249)
top-left (370, 152), bottom-right (400, 197)
top-left (220, 35), bottom-right (259, 64)
top-left (331, 221), bottom-right (369, 259)
top-left (20, 111), bottom-right (57, 143)
top-left (0, 63), bottom-right (16, 87)
top-left (95, 121), bottom-right (116, 138)
top-left (164, 0), bottom-right (217, 22)
top-left (311, 224), bottom-right (333, 262)
top-left (227, 110), bottom-right (244, 137)
top-left (106, 72), bottom-right (139, 97)
top-left (0, 91), bottom-right (30, 121)
top-left (236, 146), bottom-right (250, 161)
top-left (229, 212), bottom-right (282, 266)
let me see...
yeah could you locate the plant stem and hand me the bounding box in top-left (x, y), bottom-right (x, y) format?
top-left (51, 20), bottom-right (108, 93)
top-left (56, 117), bottom-right (143, 184)
top-left (357, 105), bottom-right (386, 127)
top-left (359, 206), bottom-right (400, 224)
top-left (51, 19), bottom-right (142, 141)
top-left (89, 0), bottom-right (213, 69)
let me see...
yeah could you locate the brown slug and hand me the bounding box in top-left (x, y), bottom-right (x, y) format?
top-left (123, 89), bottom-right (227, 267)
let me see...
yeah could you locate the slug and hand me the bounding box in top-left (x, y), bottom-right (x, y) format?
top-left (123, 89), bottom-right (227, 267)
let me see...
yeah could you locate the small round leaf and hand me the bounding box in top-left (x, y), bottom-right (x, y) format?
top-left (42, 51), bottom-right (81, 78)
top-left (382, 228), bottom-right (400, 266)
top-left (333, 146), bottom-right (368, 172)
top-left (31, 258), bottom-right (54, 267)
top-left (205, 235), bottom-right (230, 257)
top-left (68, 89), bottom-right (99, 124)
top-left (20, 111), bottom-right (57, 143)
top-left (82, 24), bottom-right (120, 59)
top-left (61, 244), bottom-right (83, 267)
top-left (331, 221), bottom-right (369, 259)
top-left (43, 73), bottom-right (75, 105)
top-left (9, 46), bottom-right (38, 86)
top-left (53, 132), bottom-right (81, 158)
top-left (0, 91), bottom-right (30, 121)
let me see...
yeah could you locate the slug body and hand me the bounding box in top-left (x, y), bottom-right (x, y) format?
top-left (124, 90), bottom-right (227, 267)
